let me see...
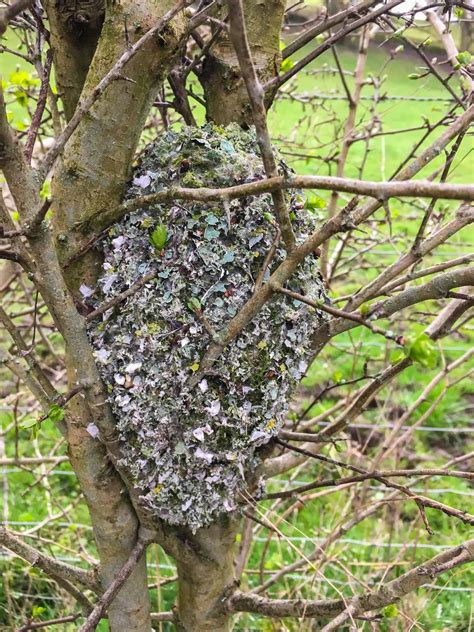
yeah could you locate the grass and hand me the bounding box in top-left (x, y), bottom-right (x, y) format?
top-left (270, 44), bottom-right (472, 181)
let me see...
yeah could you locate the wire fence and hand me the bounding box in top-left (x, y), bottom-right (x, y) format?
top-left (288, 93), bottom-right (457, 102)
top-left (1, 549), bottom-right (472, 595)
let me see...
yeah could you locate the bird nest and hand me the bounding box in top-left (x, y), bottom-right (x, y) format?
top-left (88, 123), bottom-right (327, 531)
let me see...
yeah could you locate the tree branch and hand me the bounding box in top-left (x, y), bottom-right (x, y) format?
top-left (41, 0), bottom-right (105, 121)
top-left (0, 305), bottom-right (57, 399)
top-left (282, 0), bottom-right (381, 59)
top-left (264, 468), bottom-right (474, 500)
top-left (0, 528), bottom-right (100, 610)
top-left (228, 539), bottom-right (474, 619)
top-left (93, 175), bottom-right (474, 234)
top-left (0, 0), bottom-right (33, 35)
top-left (313, 266), bottom-right (474, 350)
top-left (17, 614), bottom-right (81, 631)
top-left (272, 284), bottom-right (403, 345)
top-left (270, 440), bottom-right (474, 527)
top-left (85, 271), bottom-right (156, 322)
top-left (426, 288), bottom-right (474, 339)
top-left (268, 0), bottom-right (404, 91)
top-left (0, 456), bottom-right (69, 466)
top-left (0, 527), bottom-right (99, 592)
top-left (343, 204), bottom-right (473, 311)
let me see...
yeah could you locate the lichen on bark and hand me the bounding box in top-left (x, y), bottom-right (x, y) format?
top-left (88, 123), bottom-right (327, 531)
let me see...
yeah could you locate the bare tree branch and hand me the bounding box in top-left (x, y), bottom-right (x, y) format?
top-left (271, 439), bottom-right (474, 526)
top-left (268, 0), bottom-right (404, 91)
top-left (321, 266), bottom-right (474, 344)
top-left (272, 284), bottom-right (403, 344)
top-left (283, 0), bottom-right (382, 59)
top-left (94, 175), bottom-right (474, 234)
top-left (0, 528), bottom-right (99, 610)
top-left (265, 468), bottom-right (474, 500)
top-left (17, 614), bottom-right (81, 631)
top-left (228, 540), bottom-right (474, 619)
top-left (0, 0), bottom-right (33, 35)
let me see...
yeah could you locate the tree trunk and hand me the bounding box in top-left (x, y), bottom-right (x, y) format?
top-left (42, 0), bottom-right (105, 121)
top-left (66, 397), bottom-right (152, 632)
top-left (199, 0), bottom-right (285, 125)
top-left (43, 4), bottom-right (186, 630)
top-left (173, 517), bottom-right (238, 631)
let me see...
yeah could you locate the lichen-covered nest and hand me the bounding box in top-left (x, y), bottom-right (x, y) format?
top-left (88, 123), bottom-right (327, 531)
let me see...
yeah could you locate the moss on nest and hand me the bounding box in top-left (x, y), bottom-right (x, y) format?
top-left (88, 123), bottom-right (327, 531)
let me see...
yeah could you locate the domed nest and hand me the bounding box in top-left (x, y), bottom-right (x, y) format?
top-left (88, 123), bottom-right (327, 531)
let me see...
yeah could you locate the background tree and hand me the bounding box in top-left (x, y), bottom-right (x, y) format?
top-left (0, 1), bottom-right (473, 631)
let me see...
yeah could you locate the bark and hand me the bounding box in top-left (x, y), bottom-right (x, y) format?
top-left (199, 0), bottom-right (285, 125)
top-left (66, 402), bottom-right (151, 631)
top-left (51, 2), bottom-right (186, 283)
top-left (173, 516), bottom-right (239, 632)
top-left (41, 3), bottom-right (187, 631)
top-left (42, 0), bottom-right (105, 121)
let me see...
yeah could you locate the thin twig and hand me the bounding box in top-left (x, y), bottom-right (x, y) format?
top-left (274, 440), bottom-right (474, 527)
top-left (24, 50), bottom-right (53, 163)
top-left (272, 284), bottom-right (404, 345)
top-left (85, 271), bottom-right (156, 322)
top-left (17, 614), bottom-right (81, 631)
top-left (264, 467), bottom-right (474, 500)
top-left (268, 0), bottom-right (404, 91)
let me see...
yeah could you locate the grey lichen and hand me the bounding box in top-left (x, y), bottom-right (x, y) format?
top-left (88, 123), bottom-right (327, 531)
